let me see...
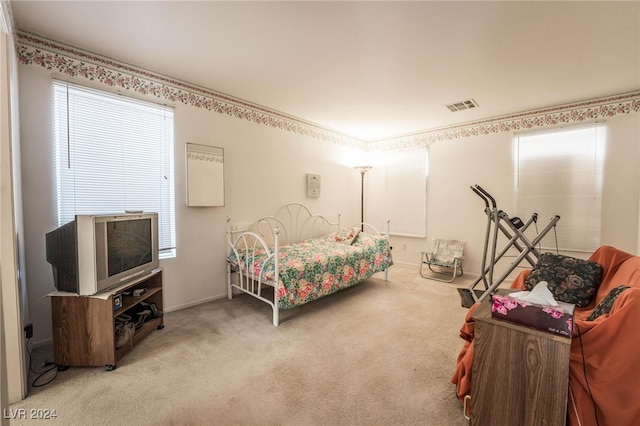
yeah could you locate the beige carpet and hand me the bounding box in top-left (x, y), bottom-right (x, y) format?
top-left (12, 264), bottom-right (472, 425)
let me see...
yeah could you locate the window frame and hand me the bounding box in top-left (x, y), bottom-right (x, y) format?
top-left (514, 124), bottom-right (605, 253)
top-left (52, 80), bottom-right (176, 258)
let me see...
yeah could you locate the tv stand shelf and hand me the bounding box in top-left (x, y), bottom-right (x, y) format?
top-left (117, 287), bottom-right (162, 314)
top-left (51, 269), bottom-right (164, 370)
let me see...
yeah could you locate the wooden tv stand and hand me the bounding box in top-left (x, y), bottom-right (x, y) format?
top-left (51, 269), bottom-right (164, 370)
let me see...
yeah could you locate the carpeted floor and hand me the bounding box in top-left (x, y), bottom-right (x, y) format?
top-left (12, 264), bottom-right (473, 425)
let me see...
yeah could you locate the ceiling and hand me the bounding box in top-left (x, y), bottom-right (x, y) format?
top-left (10, 1), bottom-right (640, 141)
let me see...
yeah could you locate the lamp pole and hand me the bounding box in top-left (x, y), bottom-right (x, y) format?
top-left (354, 166), bottom-right (372, 232)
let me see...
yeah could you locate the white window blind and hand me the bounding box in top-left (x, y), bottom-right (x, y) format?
top-left (52, 80), bottom-right (176, 256)
top-left (376, 147), bottom-right (428, 237)
top-left (515, 125), bottom-right (605, 252)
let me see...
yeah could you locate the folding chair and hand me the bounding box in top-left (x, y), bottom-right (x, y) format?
top-left (420, 239), bottom-right (465, 283)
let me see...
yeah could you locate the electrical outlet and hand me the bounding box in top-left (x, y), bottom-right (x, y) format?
top-left (402, 243), bottom-right (407, 251)
top-left (24, 323), bottom-right (33, 339)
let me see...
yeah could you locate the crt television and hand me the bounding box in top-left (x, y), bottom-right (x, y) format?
top-left (45, 212), bottom-right (159, 295)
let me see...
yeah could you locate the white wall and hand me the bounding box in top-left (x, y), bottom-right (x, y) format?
top-left (1, 17), bottom-right (27, 404)
top-left (389, 114), bottom-right (640, 279)
top-left (18, 64), bottom-right (363, 344)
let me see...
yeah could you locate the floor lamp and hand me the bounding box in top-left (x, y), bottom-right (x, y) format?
top-left (354, 166), bottom-right (372, 232)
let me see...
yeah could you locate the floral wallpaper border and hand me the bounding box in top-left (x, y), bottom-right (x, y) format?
top-left (187, 151), bottom-right (224, 164)
top-left (16, 31), bottom-right (640, 152)
top-left (369, 91), bottom-right (640, 151)
top-left (16, 31), bottom-right (363, 149)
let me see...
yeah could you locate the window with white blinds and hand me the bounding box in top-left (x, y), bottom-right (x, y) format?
top-left (52, 80), bottom-right (176, 257)
top-left (377, 147), bottom-right (428, 237)
top-left (515, 125), bottom-right (605, 252)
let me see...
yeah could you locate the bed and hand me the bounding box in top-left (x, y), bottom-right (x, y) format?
top-left (226, 202), bottom-right (393, 326)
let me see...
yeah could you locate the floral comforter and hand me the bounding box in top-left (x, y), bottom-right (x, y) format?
top-left (228, 232), bottom-right (393, 309)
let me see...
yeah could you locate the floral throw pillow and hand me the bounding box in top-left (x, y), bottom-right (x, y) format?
top-left (328, 227), bottom-right (361, 245)
top-left (525, 253), bottom-right (602, 308)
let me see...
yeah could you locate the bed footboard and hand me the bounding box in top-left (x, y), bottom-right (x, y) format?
top-left (354, 219), bottom-right (392, 281)
top-left (226, 218), bottom-right (281, 326)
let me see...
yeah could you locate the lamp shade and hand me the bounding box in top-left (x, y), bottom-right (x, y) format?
top-left (354, 166), bottom-right (372, 175)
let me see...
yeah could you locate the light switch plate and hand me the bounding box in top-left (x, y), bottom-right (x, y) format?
top-left (307, 173), bottom-right (321, 198)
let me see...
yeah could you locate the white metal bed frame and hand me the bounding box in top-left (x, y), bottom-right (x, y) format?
top-left (226, 202), bottom-right (391, 326)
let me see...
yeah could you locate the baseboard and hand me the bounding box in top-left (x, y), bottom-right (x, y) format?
top-left (388, 260), bottom-right (420, 268)
top-left (164, 292), bottom-right (227, 313)
top-left (28, 337), bottom-right (53, 350)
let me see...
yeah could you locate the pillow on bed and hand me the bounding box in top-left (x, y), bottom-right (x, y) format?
top-left (525, 252), bottom-right (602, 308)
top-left (328, 227), bottom-right (360, 245)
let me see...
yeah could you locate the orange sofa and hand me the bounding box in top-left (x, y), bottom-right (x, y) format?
top-left (451, 245), bottom-right (640, 426)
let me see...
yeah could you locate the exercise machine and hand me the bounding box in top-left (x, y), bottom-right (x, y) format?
top-left (458, 185), bottom-right (560, 308)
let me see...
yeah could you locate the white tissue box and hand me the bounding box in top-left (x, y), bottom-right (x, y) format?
top-left (490, 290), bottom-right (575, 338)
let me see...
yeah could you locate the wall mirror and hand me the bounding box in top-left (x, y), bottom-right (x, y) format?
top-left (186, 143), bottom-right (225, 207)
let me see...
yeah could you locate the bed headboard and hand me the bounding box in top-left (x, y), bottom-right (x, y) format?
top-left (229, 202), bottom-right (340, 247)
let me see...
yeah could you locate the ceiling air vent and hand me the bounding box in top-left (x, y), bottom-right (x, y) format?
top-left (446, 99), bottom-right (479, 112)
